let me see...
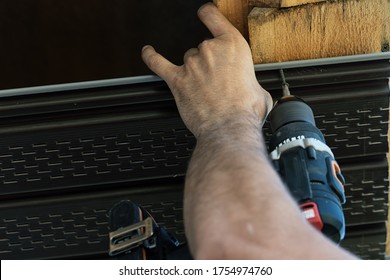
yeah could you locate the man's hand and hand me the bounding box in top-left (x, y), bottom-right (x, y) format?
top-left (142, 3), bottom-right (272, 138)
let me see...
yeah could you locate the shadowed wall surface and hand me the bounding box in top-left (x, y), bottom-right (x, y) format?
top-left (0, 0), bottom-right (210, 89)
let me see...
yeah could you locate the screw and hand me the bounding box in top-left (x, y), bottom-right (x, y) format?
top-left (382, 43), bottom-right (389, 52)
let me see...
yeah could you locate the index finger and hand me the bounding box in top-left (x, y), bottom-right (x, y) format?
top-left (142, 45), bottom-right (179, 84)
top-left (197, 3), bottom-right (240, 38)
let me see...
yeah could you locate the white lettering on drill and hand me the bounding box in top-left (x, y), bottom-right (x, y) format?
top-left (270, 137), bottom-right (334, 160)
top-left (278, 135), bottom-right (306, 148)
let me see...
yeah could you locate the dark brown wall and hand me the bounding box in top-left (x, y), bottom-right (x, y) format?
top-left (0, 0), bottom-right (210, 89)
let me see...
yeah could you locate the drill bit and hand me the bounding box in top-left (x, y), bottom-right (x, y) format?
top-left (279, 69), bottom-right (291, 97)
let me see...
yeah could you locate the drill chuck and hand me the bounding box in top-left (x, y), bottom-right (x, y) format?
top-left (270, 96), bottom-right (316, 132)
top-left (268, 96), bottom-right (346, 243)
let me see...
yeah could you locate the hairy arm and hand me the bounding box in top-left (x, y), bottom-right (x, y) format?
top-left (142, 3), bottom-right (356, 259)
top-left (184, 116), bottom-right (355, 259)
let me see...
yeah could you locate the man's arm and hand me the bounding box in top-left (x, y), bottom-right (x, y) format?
top-left (142, 3), bottom-right (356, 259)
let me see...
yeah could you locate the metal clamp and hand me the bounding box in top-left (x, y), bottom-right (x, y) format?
top-left (109, 217), bottom-right (154, 256)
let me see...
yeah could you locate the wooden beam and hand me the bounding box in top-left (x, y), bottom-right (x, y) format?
top-left (249, 0), bottom-right (390, 64)
top-left (213, 0), bottom-right (250, 38)
top-left (249, 0), bottom-right (325, 8)
top-left (213, 0), bottom-right (326, 38)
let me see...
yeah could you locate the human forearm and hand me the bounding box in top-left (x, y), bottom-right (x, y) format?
top-left (184, 117), bottom-right (356, 260)
top-left (183, 118), bottom-right (296, 258)
top-left (184, 120), bottom-right (272, 253)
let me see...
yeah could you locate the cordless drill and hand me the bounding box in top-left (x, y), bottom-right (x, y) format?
top-left (268, 70), bottom-right (346, 243)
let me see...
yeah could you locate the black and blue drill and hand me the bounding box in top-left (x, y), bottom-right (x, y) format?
top-left (268, 70), bottom-right (346, 243)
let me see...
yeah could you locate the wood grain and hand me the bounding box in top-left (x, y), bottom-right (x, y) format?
top-left (213, 0), bottom-right (250, 38)
top-left (249, 0), bottom-right (325, 8)
top-left (249, 0), bottom-right (390, 63)
top-left (213, 0), bottom-right (326, 37)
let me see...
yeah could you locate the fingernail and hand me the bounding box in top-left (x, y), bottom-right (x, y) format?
top-left (142, 45), bottom-right (150, 52)
top-left (198, 2), bottom-right (213, 14)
